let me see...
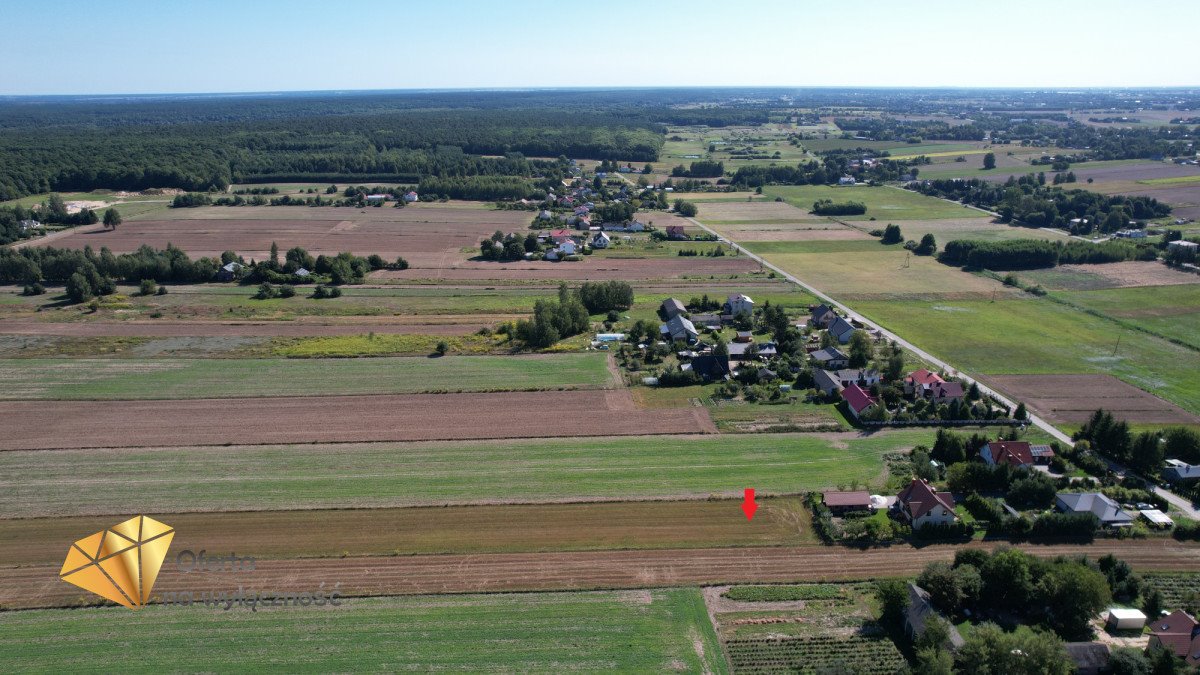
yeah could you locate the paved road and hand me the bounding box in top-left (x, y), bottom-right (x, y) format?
top-left (687, 214), bottom-right (1200, 519)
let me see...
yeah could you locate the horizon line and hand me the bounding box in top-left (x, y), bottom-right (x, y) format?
top-left (3, 84), bottom-right (1200, 100)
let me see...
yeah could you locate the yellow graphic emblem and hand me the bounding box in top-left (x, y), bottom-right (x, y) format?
top-left (60, 515), bottom-right (174, 609)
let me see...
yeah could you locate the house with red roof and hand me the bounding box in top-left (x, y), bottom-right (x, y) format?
top-left (1149, 610), bottom-right (1200, 667)
top-left (841, 384), bottom-right (878, 421)
top-left (904, 369), bottom-right (945, 397)
top-left (980, 441), bottom-right (1035, 468)
top-left (896, 478), bottom-right (958, 529)
top-left (549, 229), bottom-right (575, 244)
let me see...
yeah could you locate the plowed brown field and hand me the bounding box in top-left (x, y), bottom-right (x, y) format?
top-left (0, 389), bottom-right (714, 450)
top-left (983, 374), bottom-right (1200, 426)
top-left (4, 540), bottom-right (1196, 610)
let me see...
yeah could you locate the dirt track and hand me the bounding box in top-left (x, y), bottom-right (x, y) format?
top-left (4, 540), bottom-right (1196, 610)
top-left (0, 319), bottom-right (497, 338)
top-left (0, 389), bottom-right (715, 450)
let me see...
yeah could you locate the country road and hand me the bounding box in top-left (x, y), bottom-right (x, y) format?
top-left (685, 213), bottom-right (1200, 520)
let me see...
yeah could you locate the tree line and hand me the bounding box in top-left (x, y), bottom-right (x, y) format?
top-left (939, 238), bottom-right (1157, 270)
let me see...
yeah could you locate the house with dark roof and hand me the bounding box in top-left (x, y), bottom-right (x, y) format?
top-left (980, 441), bottom-right (1035, 468)
top-left (689, 313), bottom-right (722, 329)
top-left (665, 225), bottom-right (687, 240)
top-left (1149, 610), bottom-right (1200, 667)
top-left (929, 381), bottom-right (965, 404)
top-left (1164, 459), bottom-right (1200, 483)
top-left (827, 316), bottom-right (856, 344)
top-left (1029, 444), bottom-right (1056, 464)
top-left (841, 384), bottom-right (878, 421)
top-left (1056, 493), bottom-right (1135, 528)
top-left (661, 315), bottom-right (699, 343)
top-left (809, 304), bottom-right (838, 329)
top-left (810, 347), bottom-right (849, 369)
top-left (683, 353), bottom-right (730, 381)
top-left (1064, 643), bottom-right (1111, 675)
top-left (832, 368), bottom-right (880, 389)
top-left (896, 478), bottom-right (957, 529)
top-left (822, 490), bottom-right (872, 514)
top-left (660, 298), bottom-right (686, 319)
top-left (905, 583), bottom-right (965, 649)
top-left (814, 369), bottom-right (843, 396)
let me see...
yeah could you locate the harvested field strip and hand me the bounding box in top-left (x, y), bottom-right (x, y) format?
top-left (0, 590), bottom-right (727, 674)
top-left (0, 354), bottom-right (611, 400)
top-left (0, 431), bottom-right (921, 517)
top-left (0, 320), bottom-right (492, 338)
top-left (2, 541), bottom-right (1196, 611)
top-left (0, 390), bottom-right (714, 451)
top-left (981, 374), bottom-right (1200, 426)
top-left (0, 498), bottom-right (815, 567)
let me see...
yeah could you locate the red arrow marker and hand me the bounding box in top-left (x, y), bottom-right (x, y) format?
top-left (741, 488), bottom-right (758, 521)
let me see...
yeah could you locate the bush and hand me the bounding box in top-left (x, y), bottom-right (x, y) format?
top-left (812, 199), bottom-right (867, 216)
top-left (138, 279), bottom-right (158, 296)
top-left (156, 285), bottom-right (168, 295)
top-left (254, 282), bottom-right (277, 300)
top-left (1173, 518), bottom-right (1200, 541)
top-left (277, 284), bottom-right (296, 298)
top-left (21, 283), bottom-right (44, 296)
top-left (1030, 512), bottom-right (1097, 540)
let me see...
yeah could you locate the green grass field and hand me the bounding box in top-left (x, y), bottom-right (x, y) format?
top-left (0, 353), bottom-right (610, 400)
top-left (1055, 284), bottom-right (1200, 350)
top-left (764, 185), bottom-right (974, 220)
top-left (852, 296), bottom-right (1200, 415)
top-left (0, 431), bottom-right (930, 517)
top-left (0, 590), bottom-right (727, 673)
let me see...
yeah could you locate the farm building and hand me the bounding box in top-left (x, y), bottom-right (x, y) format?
top-left (689, 313), bottom-right (722, 329)
top-left (18, 219), bottom-right (42, 232)
top-left (841, 384), bottom-right (878, 421)
top-left (403, 191), bottom-right (419, 202)
top-left (665, 225), bottom-right (687, 240)
top-left (895, 478), bottom-right (957, 529)
top-left (1148, 610), bottom-right (1200, 667)
top-left (822, 490), bottom-right (872, 514)
top-left (366, 194), bottom-right (388, 203)
top-left (1140, 509), bottom-right (1174, 528)
top-left (1167, 240), bottom-right (1198, 252)
top-left (1055, 493), bottom-right (1134, 528)
top-left (1106, 608), bottom-right (1147, 632)
top-left (733, 331), bottom-right (754, 343)
top-left (216, 261), bottom-right (244, 282)
top-left (831, 368), bottom-right (880, 389)
top-left (838, 176), bottom-right (857, 186)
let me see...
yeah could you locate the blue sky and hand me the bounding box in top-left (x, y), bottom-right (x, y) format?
top-left (2, 0), bottom-right (1196, 95)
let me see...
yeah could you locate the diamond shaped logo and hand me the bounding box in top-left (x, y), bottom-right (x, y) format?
top-left (60, 516), bottom-right (174, 609)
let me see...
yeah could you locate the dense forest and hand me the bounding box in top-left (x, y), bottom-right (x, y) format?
top-left (939, 238), bottom-right (1158, 270)
top-left (912, 176), bottom-right (1171, 234)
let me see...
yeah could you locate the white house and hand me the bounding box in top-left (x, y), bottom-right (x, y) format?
top-left (896, 478), bottom-right (958, 529)
top-left (591, 231), bottom-right (611, 249)
top-left (724, 294), bottom-right (755, 317)
top-left (403, 191), bottom-right (419, 203)
top-left (838, 176), bottom-right (856, 186)
top-left (661, 315), bottom-right (699, 343)
top-left (557, 240), bottom-right (578, 256)
top-left (18, 219), bottom-right (42, 232)
top-left (538, 209), bottom-right (553, 221)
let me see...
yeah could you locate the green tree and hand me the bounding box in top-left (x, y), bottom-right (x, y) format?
top-left (881, 223), bottom-right (903, 244)
top-left (673, 199), bottom-right (698, 217)
top-left (1110, 647), bottom-right (1152, 675)
top-left (955, 623), bottom-right (1070, 675)
top-left (435, 340), bottom-right (449, 356)
top-left (65, 272), bottom-right (93, 304)
top-left (1014, 402), bottom-right (1027, 420)
top-left (1142, 587), bottom-right (1164, 622)
top-left (102, 207), bottom-right (122, 230)
top-left (269, 241), bottom-right (280, 268)
top-left (1039, 561), bottom-right (1111, 640)
top-left (848, 330), bottom-right (873, 368)
top-left (915, 646), bottom-right (954, 675)
top-left (983, 152), bottom-right (997, 170)
top-left (138, 279), bottom-right (157, 296)
top-left (915, 232), bottom-right (937, 255)
top-left (875, 579), bottom-right (909, 624)
top-left (917, 562), bottom-right (964, 615)
top-left (1163, 426), bottom-right (1200, 464)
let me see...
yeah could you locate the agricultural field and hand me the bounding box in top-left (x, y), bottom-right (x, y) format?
top-left (983, 374), bottom-right (1200, 427)
top-left (0, 591), bottom-right (727, 673)
top-left (0, 431), bottom-right (924, 517)
top-left (852, 296), bottom-right (1200, 418)
top-left (1017, 262), bottom-right (1200, 292)
top-left (708, 582), bottom-right (906, 675)
top-left (1140, 573), bottom-right (1200, 611)
top-left (764, 184), bottom-right (978, 221)
top-left (0, 353), bottom-right (612, 399)
top-left (0, 498), bottom-right (817, 567)
top-left (0, 389), bottom-right (715, 450)
top-left (1052, 283), bottom-right (1200, 350)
